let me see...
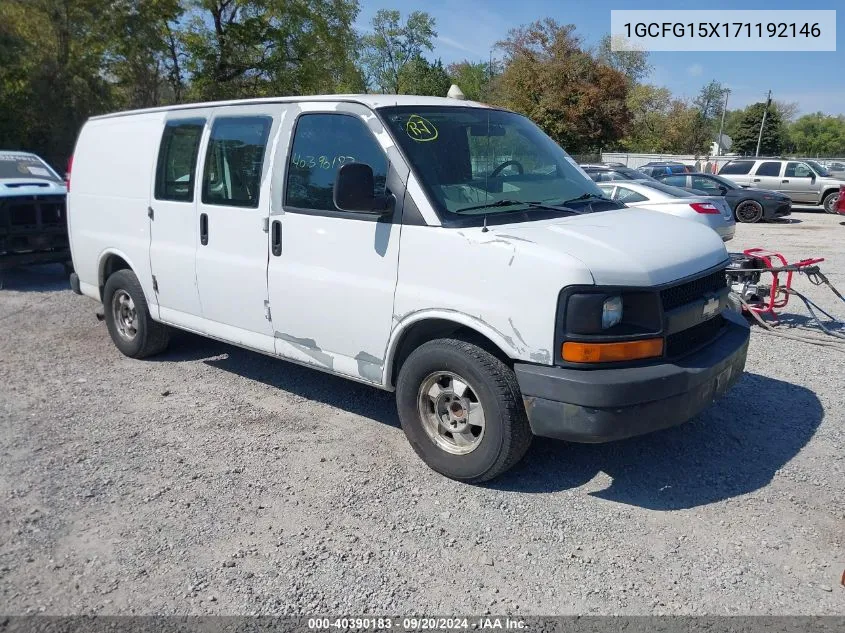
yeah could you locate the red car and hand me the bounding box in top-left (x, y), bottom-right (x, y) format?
top-left (837, 185), bottom-right (845, 214)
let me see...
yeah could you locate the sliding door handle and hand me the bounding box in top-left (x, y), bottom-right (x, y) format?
top-left (200, 213), bottom-right (208, 246)
top-left (271, 220), bottom-right (282, 256)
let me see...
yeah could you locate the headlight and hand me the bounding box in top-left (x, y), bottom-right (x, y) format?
top-left (602, 295), bottom-right (623, 329)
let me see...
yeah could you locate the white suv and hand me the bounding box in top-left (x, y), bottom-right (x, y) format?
top-left (719, 158), bottom-right (843, 213)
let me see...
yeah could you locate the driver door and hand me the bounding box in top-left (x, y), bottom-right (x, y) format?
top-left (780, 161), bottom-right (816, 203)
top-left (266, 102), bottom-right (407, 383)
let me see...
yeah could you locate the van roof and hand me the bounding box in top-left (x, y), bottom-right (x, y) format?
top-left (89, 94), bottom-right (496, 121)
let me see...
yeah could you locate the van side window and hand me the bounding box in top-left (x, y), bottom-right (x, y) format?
top-left (285, 114), bottom-right (388, 212)
top-left (154, 119), bottom-right (205, 202)
top-left (202, 116), bottom-right (272, 208)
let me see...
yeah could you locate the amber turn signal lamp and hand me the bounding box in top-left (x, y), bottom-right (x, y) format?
top-left (562, 338), bottom-right (664, 363)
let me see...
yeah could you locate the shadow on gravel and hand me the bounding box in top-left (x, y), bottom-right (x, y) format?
top-left (156, 331), bottom-right (399, 427)
top-left (0, 263), bottom-right (70, 292)
top-left (773, 312), bottom-right (845, 332)
top-left (490, 372), bottom-right (823, 510)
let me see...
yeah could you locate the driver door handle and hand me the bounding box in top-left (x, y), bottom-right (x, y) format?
top-left (199, 213), bottom-right (208, 246)
top-left (782, 179), bottom-right (789, 183)
top-left (271, 220), bottom-right (282, 256)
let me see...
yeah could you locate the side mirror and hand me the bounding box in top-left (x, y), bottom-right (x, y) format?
top-left (809, 172), bottom-right (816, 181)
top-left (719, 186), bottom-right (728, 195)
top-left (333, 163), bottom-right (392, 214)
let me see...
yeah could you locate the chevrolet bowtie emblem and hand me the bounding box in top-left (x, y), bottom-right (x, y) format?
top-left (702, 296), bottom-right (720, 318)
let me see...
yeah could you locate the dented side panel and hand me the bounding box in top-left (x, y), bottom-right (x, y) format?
top-left (389, 221), bottom-right (594, 371)
top-left (266, 101), bottom-right (406, 384)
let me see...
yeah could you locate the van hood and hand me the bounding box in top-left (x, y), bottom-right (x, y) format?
top-left (489, 208), bottom-right (729, 286)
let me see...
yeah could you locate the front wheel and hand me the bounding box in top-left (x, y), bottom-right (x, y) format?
top-left (103, 269), bottom-right (169, 358)
top-left (822, 190), bottom-right (840, 214)
top-left (396, 338), bottom-right (532, 483)
top-left (735, 200), bottom-right (764, 223)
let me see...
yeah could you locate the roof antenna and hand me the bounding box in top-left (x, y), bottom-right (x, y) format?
top-left (482, 215), bottom-right (489, 232)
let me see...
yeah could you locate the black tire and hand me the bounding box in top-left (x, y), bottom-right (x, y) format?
top-left (822, 190), bottom-right (839, 214)
top-left (735, 199), bottom-right (764, 223)
top-left (396, 338), bottom-right (532, 483)
top-left (102, 269), bottom-right (169, 358)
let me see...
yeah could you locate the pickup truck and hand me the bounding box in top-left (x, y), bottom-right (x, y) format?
top-left (1, 151), bottom-right (71, 284)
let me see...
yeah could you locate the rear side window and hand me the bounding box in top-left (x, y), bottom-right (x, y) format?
top-left (615, 187), bottom-right (647, 203)
top-left (285, 113), bottom-right (388, 212)
top-left (202, 116), bottom-right (272, 208)
top-left (691, 176), bottom-right (721, 191)
top-left (755, 161), bottom-right (781, 177)
top-left (662, 175), bottom-right (687, 187)
top-left (155, 119), bottom-right (205, 202)
top-left (719, 161), bottom-right (754, 175)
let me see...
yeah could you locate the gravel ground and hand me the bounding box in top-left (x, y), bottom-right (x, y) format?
top-left (1, 208), bottom-right (843, 616)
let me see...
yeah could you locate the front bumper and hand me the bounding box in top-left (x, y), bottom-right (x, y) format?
top-left (764, 200), bottom-right (792, 219)
top-left (515, 311), bottom-right (750, 443)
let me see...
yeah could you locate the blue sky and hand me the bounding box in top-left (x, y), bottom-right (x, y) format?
top-left (356, 0), bottom-right (844, 116)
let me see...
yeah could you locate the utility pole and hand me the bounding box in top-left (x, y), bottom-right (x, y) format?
top-left (716, 88), bottom-right (730, 157)
top-left (755, 90), bottom-right (772, 157)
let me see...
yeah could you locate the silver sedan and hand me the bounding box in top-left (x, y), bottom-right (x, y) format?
top-left (597, 180), bottom-right (736, 242)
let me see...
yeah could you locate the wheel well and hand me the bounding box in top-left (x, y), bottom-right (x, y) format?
top-left (821, 188), bottom-right (839, 200)
top-left (99, 254), bottom-right (130, 296)
top-left (389, 318), bottom-right (511, 387)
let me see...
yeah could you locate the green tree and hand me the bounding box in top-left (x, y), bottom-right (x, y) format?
top-left (788, 113), bottom-right (845, 156)
top-left (0, 0), bottom-right (115, 168)
top-left (183, 0), bottom-right (362, 101)
top-left (447, 60), bottom-right (499, 102)
top-left (731, 102), bottom-right (786, 156)
top-left (689, 80), bottom-right (727, 155)
top-left (397, 56), bottom-right (450, 96)
top-left (620, 84), bottom-right (672, 151)
top-left (596, 34), bottom-right (651, 84)
top-left (105, 0), bottom-right (185, 108)
top-left (494, 20), bottom-right (631, 153)
top-left (360, 9), bottom-right (436, 94)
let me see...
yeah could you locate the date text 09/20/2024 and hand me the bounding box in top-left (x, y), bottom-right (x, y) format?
top-left (307, 617), bottom-right (527, 630)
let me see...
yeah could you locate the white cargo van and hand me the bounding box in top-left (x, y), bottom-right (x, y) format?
top-left (67, 95), bottom-right (749, 482)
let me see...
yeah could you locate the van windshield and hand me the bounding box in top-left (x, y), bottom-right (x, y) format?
top-left (378, 106), bottom-right (613, 224)
top-left (0, 153), bottom-right (61, 183)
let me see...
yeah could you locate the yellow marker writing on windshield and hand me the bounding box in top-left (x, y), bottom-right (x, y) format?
top-left (406, 115), bottom-right (438, 142)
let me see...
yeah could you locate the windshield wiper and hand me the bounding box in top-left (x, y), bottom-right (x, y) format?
top-left (456, 199), bottom-right (538, 213)
top-left (456, 199), bottom-right (583, 214)
top-left (561, 192), bottom-right (610, 204)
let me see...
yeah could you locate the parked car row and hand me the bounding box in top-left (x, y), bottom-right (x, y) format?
top-left (654, 172), bottom-right (792, 223)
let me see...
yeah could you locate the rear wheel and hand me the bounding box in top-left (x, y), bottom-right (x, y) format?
top-left (735, 200), bottom-right (764, 223)
top-left (103, 269), bottom-right (169, 358)
top-left (822, 190), bottom-right (839, 214)
top-left (396, 338), bottom-right (532, 483)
